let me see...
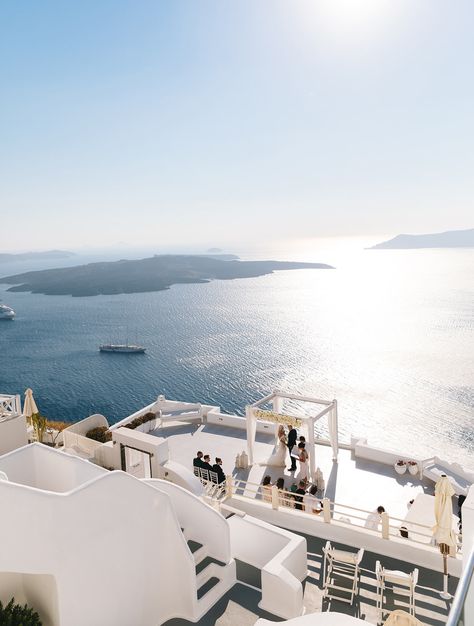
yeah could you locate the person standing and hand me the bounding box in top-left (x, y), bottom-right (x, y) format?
top-left (296, 442), bottom-right (308, 483)
top-left (287, 425), bottom-right (298, 471)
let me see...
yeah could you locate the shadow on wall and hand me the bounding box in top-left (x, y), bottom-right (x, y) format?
top-left (0, 572), bottom-right (59, 626)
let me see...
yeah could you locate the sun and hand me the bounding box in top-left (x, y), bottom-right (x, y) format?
top-left (302, 0), bottom-right (396, 42)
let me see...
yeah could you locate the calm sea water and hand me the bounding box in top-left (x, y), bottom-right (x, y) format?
top-left (1, 238), bottom-right (473, 467)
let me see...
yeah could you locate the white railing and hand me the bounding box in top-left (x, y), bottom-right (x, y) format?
top-left (0, 394), bottom-right (21, 420)
top-left (225, 476), bottom-right (446, 551)
top-left (446, 547), bottom-right (474, 626)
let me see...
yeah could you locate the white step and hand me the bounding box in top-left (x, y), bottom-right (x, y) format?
top-left (196, 566), bottom-right (217, 591)
top-left (193, 545), bottom-right (209, 566)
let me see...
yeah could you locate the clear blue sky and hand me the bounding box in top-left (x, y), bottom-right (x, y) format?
top-left (1, 0), bottom-right (473, 251)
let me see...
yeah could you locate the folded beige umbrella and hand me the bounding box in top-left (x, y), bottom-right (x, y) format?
top-left (433, 475), bottom-right (456, 600)
top-left (23, 388), bottom-right (39, 421)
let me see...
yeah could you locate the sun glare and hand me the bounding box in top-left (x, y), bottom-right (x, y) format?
top-left (300, 0), bottom-right (398, 48)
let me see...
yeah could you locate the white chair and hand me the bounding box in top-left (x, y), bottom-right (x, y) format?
top-left (376, 561), bottom-right (418, 622)
top-left (193, 466), bottom-right (200, 478)
top-left (200, 468), bottom-right (209, 482)
top-left (322, 541), bottom-right (364, 605)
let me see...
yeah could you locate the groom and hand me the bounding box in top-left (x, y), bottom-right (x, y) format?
top-left (287, 425), bottom-right (297, 472)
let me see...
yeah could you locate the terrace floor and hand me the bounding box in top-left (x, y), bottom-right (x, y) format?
top-left (154, 420), bottom-right (436, 524)
top-left (163, 533), bottom-right (456, 626)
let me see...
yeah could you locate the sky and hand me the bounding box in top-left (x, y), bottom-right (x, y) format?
top-left (0, 0), bottom-right (473, 252)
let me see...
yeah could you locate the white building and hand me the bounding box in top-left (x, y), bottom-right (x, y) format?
top-left (0, 389), bottom-right (473, 625)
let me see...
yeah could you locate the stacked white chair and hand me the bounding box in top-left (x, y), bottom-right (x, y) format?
top-left (322, 541), bottom-right (364, 605)
top-left (376, 561), bottom-right (419, 623)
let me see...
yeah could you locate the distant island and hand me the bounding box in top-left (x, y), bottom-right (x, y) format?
top-left (369, 228), bottom-right (474, 249)
top-left (0, 250), bottom-right (75, 262)
top-left (0, 254), bottom-right (334, 297)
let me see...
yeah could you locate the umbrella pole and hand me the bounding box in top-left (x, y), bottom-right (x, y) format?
top-left (439, 552), bottom-right (452, 600)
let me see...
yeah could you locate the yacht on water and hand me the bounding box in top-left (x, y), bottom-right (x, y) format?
top-left (0, 304), bottom-right (15, 320)
top-left (99, 343), bottom-right (146, 353)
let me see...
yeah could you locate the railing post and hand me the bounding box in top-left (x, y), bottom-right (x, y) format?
top-left (271, 485), bottom-right (279, 510)
top-left (381, 512), bottom-right (389, 539)
top-left (225, 475), bottom-right (233, 498)
top-left (323, 498), bottom-right (331, 523)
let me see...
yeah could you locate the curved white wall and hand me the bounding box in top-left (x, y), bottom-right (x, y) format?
top-left (145, 478), bottom-right (231, 564)
top-left (0, 452), bottom-right (201, 625)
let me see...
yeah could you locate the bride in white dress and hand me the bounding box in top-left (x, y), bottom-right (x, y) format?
top-left (261, 425), bottom-right (287, 467)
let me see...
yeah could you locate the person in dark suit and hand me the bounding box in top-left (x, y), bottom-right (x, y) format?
top-left (287, 426), bottom-right (298, 471)
top-left (193, 451), bottom-right (204, 468)
top-left (212, 457), bottom-right (226, 484)
top-left (201, 454), bottom-right (214, 473)
top-left (294, 480), bottom-right (307, 510)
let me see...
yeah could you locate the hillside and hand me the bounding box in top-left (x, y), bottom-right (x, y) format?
top-left (369, 228), bottom-right (474, 249)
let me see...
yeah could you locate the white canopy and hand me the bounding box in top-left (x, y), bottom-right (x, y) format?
top-left (246, 390), bottom-right (339, 482)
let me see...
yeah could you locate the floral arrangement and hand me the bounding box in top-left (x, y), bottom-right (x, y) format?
top-left (254, 409), bottom-right (302, 428)
top-left (396, 459), bottom-right (407, 466)
top-left (407, 460), bottom-right (418, 466)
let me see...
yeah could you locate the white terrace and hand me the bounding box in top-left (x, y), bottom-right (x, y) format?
top-left (4, 389), bottom-right (471, 625)
top-left (102, 392), bottom-right (469, 577)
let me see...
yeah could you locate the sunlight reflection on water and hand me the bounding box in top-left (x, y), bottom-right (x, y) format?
top-left (1, 238), bottom-right (472, 466)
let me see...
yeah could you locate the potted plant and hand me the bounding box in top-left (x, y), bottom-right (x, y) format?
top-left (408, 460), bottom-right (419, 475)
top-left (394, 459), bottom-right (407, 475)
top-left (0, 597), bottom-right (42, 625)
top-left (31, 413), bottom-right (48, 444)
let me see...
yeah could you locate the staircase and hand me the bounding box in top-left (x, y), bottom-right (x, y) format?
top-left (181, 527), bottom-right (236, 620)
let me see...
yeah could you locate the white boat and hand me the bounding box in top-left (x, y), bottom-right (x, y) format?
top-left (0, 304), bottom-right (15, 320)
top-left (99, 343), bottom-right (146, 353)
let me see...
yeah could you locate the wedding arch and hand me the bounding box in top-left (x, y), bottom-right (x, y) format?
top-left (245, 390), bottom-right (339, 481)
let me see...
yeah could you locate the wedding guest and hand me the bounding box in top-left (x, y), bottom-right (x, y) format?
top-left (201, 455), bottom-right (214, 473)
top-left (365, 505), bottom-right (386, 530)
top-left (294, 480), bottom-right (307, 510)
top-left (303, 484), bottom-right (320, 514)
top-left (212, 458), bottom-right (226, 484)
top-left (296, 442), bottom-right (308, 483)
top-left (262, 475), bottom-right (272, 502)
top-left (193, 451), bottom-right (204, 468)
top-left (276, 477), bottom-right (289, 507)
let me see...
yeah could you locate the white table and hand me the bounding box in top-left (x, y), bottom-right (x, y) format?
top-left (403, 493), bottom-right (458, 544)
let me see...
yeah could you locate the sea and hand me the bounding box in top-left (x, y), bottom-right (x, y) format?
top-left (1, 237), bottom-right (473, 468)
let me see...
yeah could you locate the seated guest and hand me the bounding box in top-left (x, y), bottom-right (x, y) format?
top-left (299, 436), bottom-right (306, 444)
top-left (365, 505), bottom-right (386, 530)
top-left (294, 480), bottom-right (306, 511)
top-left (193, 451), bottom-right (204, 468)
top-left (399, 525), bottom-right (409, 538)
top-left (201, 454), bottom-right (214, 474)
top-left (262, 475), bottom-right (272, 502)
top-left (303, 484), bottom-right (320, 514)
top-left (276, 478), bottom-right (289, 507)
top-left (212, 458), bottom-right (226, 484)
